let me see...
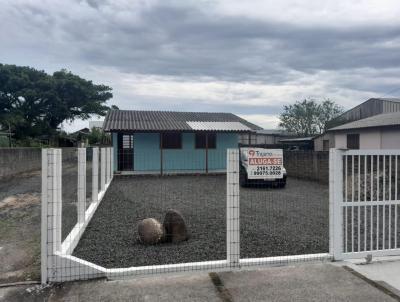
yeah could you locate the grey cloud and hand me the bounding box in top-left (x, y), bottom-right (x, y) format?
top-left (1, 0), bottom-right (400, 105)
top-left (61, 3), bottom-right (400, 83)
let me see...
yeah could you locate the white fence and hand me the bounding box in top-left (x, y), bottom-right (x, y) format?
top-left (41, 147), bottom-right (113, 283)
top-left (330, 149), bottom-right (400, 260)
top-left (46, 148), bottom-right (400, 283)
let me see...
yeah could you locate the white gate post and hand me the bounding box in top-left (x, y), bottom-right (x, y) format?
top-left (227, 149), bottom-right (240, 267)
top-left (329, 148), bottom-right (344, 260)
top-left (92, 147), bottom-right (99, 204)
top-left (77, 148), bottom-right (86, 224)
top-left (101, 148), bottom-right (106, 192)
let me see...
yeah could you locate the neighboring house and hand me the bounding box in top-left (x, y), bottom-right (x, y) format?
top-left (71, 128), bottom-right (91, 147)
top-left (327, 111), bottom-right (400, 149)
top-left (238, 129), bottom-right (296, 146)
top-left (329, 98), bottom-right (400, 127)
top-left (313, 132), bottom-right (335, 151)
top-left (103, 110), bottom-right (261, 173)
top-left (89, 121), bottom-right (104, 130)
top-left (314, 97), bottom-right (400, 151)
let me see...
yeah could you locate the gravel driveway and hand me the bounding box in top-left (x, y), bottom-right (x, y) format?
top-left (73, 175), bottom-right (329, 268)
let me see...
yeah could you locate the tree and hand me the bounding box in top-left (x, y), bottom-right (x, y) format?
top-left (0, 64), bottom-right (113, 139)
top-left (279, 99), bottom-right (343, 136)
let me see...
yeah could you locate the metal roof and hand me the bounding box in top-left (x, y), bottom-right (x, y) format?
top-left (328, 111), bottom-right (400, 131)
top-left (103, 110), bottom-right (262, 132)
top-left (187, 121), bottom-right (251, 131)
top-left (255, 129), bottom-right (296, 136)
top-left (279, 137), bottom-right (315, 142)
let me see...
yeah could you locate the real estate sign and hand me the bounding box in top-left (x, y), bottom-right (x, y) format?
top-left (246, 148), bottom-right (283, 179)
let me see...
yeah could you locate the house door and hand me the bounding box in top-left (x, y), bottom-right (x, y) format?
top-left (118, 133), bottom-right (134, 171)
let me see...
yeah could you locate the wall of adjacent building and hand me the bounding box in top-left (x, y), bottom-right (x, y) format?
top-left (333, 128), bottom-right (400, 149)
top-left (0, 148), bottom-right (76, 179)
top-left (283, 151), bottom-right (329, 183)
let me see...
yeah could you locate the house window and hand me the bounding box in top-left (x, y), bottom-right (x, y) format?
top-left (347, 134), bottom-right (360, 149)
top-left (322, 139), bottom-right (330, 151)
top-left (122, 134), bottom-right (133, 149)
top-left (161, 132), bottom-right (182, 149)
top-left (195, 133), bottom-right (216, 149)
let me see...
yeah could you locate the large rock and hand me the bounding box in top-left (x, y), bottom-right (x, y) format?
top-left (138, 218), bottom-right (164, 245)
top-left (163, 209), bottom-right (188, 243)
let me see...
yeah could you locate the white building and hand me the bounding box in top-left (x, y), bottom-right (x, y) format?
top-left (326, 111), bottom-right (400, 149)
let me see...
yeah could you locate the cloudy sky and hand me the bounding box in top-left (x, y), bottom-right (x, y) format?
top-left (1, 0), bottom-right (400, 131)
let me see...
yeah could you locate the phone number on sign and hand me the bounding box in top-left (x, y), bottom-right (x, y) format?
top-left (250, 167), bottom-right (282, 176)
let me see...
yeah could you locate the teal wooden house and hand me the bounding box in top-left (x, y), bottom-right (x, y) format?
top-left (103, 110), bottom-right (261, 174)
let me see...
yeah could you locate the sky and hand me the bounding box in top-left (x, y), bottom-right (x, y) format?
top-left (1, 0), bottom-right (400, 132)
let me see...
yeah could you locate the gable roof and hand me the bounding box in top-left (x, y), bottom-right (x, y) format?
top-left (328, 111), bottom-right (400, 131)
top-left (103, 110), bottom-right (262, 132)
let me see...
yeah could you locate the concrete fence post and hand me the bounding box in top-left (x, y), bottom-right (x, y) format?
top-left (77, 148), bottom-right (86, 224)
top-left (92, 147), bottom-right (99, 204)
top-left (110, 147), bottom-right (114, 179)
top-left (55, 149), bottom-right (62, 251)
top-left (107, 147), bottom-right (111, 183)
top-left (101, 148), bottom-right (106, 192)
top-left (227, 148), bottom-right (240, 267)
top-left (41, 148), bottom-right (62, 284)
top-left (329, 148), bottom-right (344, 260)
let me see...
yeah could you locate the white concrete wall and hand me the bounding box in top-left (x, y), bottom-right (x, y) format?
top-left (381, 129), bottom-right (400, 149)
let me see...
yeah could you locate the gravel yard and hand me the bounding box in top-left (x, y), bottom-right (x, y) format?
top-left (73, 175), bottom-right (329, 268)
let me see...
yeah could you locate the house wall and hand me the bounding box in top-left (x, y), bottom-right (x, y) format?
top-left (333, 128), bottom-right (400, 149)
top-left (118, 132), bottom-right (238, 172)
top-left (334, 133), bottom-right (348, 149)
top-left (381, 129), bottom-right (400, 149)
top-left (360, 130), bottom-right (381, 149)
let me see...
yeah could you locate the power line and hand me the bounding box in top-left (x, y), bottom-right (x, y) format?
top-left (379, 86), bottom-right (400, 98)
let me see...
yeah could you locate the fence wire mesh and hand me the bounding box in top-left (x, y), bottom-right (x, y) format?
top-left (73, 149), bottom-right (230, 276)
top-left (238, 147), bottom-right (329, 267)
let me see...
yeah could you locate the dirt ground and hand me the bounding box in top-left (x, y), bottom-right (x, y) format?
top-left (0, 161), bottom-right (89, 284)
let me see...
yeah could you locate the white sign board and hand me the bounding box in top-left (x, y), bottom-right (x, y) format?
top-left (246, 148), bottom-right (283, 179)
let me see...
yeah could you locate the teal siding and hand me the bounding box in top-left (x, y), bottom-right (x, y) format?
top-left (114, 132), bottom-right (238, 172)
top-left (134, 133), bottom-right (161, 171)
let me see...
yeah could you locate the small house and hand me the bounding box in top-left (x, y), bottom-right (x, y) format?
top-left (103, 110), bottom-right (261, 174)
top-left (327, 111), bottom-right (400, 149)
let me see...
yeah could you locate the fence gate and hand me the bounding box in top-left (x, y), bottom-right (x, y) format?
top-left (330, 149), bottom-right (400, 260)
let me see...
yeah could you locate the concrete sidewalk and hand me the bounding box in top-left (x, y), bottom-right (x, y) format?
top-left (344, 256), bottom-right (400, 297)
top-left (1, 263), bottom-right (398, 302)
